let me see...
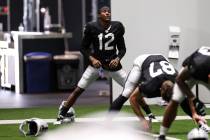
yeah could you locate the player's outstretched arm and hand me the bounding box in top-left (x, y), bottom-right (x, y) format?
top-left (136, 91), bottom-right (155, 119)
top-left (129, 87), bottom-right (150, 131)
top-left (176, 67), bottom-right (206, 124)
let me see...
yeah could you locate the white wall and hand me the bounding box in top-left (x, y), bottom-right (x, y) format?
top-left (111, 0), bottom-right (210, 104)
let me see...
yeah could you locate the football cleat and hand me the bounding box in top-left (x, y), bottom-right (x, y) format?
top-left (148, 113), bottom-right (156, 120)
top-left (57, 101), bottom-right (69, 120)
top-left (54, 101), bottom-right (75, 125)
top-left (198, 121), bottom-right (210, 133)
top-left (54, 117), bottom-right (74, 125)
top-left (66, 107), bottom-right (76, 122)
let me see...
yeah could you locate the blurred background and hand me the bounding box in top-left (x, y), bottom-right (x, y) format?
top-left (0, 0), bottom-right (110, 50)
top-left (0, 0), bottom-right (111, 108)
top-left (1, 0), bottom-right (210, 108)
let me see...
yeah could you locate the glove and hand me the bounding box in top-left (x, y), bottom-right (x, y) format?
top-left (193, 98), bottom-right (206, 116)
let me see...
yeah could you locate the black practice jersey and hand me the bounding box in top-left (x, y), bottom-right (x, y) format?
top-left (80, 21), bottom-right (126, 71)
top-left (183, 46), bottom-right (210, 82)
top-left (139, 55), bottom-right (177, 98)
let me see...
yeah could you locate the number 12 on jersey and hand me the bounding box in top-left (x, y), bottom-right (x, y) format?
top-left (98, 33), bottom-right (115, 51)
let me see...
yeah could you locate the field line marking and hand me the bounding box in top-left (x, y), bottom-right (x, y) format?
top-left (1, 115), bottom-right (210, 124)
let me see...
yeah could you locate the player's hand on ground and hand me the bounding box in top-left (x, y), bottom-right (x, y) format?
top-left (193, 113), bottom-right (207, 124)
top-left (141, 119), bottom-right (151, 132)
top-left (109, 57), bottom-right (120, 68)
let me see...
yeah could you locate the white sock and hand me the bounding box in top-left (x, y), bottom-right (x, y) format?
top-left (159, 125), bottom-right (169, 136)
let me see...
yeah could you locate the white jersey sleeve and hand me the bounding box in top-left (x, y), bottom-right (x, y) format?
top-left (133, 54), bottom-right (164, 68)
top-left (133, 54), bottom-right (150, 68)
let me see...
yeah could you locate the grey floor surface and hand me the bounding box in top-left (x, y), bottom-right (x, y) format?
top-left (0, 80), bottom-right (110, 108)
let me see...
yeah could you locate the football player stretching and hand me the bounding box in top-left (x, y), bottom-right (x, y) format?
top-left (158, 46), bottom-right (210, 140)
top-left (56, 6), bottom-right (151, 123)
top-left (109, 54), bottom-right (206, 131)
